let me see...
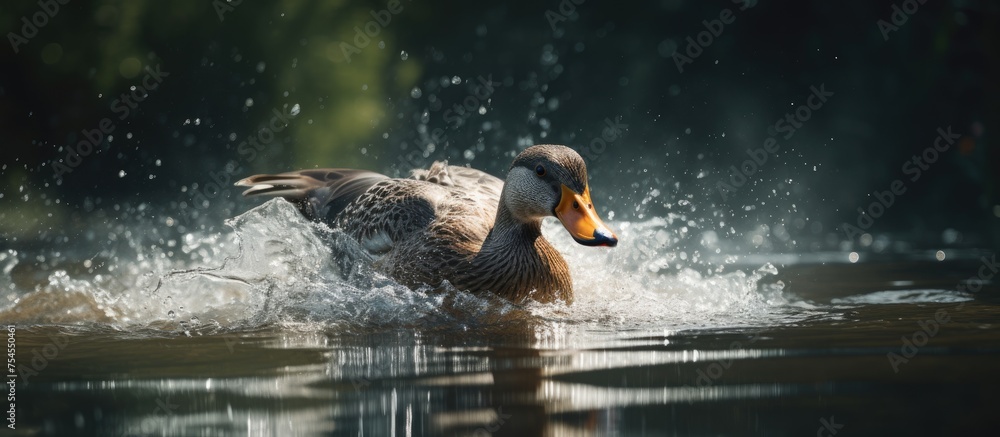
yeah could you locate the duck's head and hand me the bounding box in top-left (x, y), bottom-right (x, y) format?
top-left (503, 144), bottom-right (618, 247)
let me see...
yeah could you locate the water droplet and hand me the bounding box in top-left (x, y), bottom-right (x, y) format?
top-left (400, 50), bottom-right (408, 60)
top-left (410, 87), bottom-right (422, 99)
top-left (290, 104), bottom-right (301, 116)
top-left (118, 170), bottom-right (126, 178)
top-left (167, 310), bottom-right (176, 319)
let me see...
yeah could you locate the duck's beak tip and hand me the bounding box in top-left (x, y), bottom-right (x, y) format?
top-left (575, 227), bottom-right (617, 247)
top-left (555, 184), bottom-right (619, 248)
top-left (596, 228), bottom-right (619, 247)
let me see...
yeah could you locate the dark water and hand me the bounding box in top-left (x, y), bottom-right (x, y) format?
top-left (7, 252), bottom-right (1000, 436)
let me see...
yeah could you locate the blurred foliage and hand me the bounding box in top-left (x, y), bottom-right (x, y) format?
top-left (0, 0), bottom-right (997, 250)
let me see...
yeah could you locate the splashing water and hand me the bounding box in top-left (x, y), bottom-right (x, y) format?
top-left (0, 199), bottom-right (796, 334)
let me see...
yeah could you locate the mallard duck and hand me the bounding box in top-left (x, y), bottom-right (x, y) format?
top-left (235, 144), bottom-right (617, 304)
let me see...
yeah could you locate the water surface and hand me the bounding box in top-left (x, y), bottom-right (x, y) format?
top-left (4, 200), bottom-right (999, 436)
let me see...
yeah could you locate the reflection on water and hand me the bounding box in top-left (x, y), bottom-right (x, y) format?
top-left (14, 280), bottom-right (1000, 436)
top-left (4, 201), bottom-right (1000, 435)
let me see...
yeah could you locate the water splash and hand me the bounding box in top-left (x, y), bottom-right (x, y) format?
top-left (532, 218), bottom-right (789, 331)
top-left (1, 199), bottom-right (795, 333)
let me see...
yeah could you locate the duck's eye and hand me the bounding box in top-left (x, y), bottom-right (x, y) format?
top-left (535, 165), bottom-right (546, 177)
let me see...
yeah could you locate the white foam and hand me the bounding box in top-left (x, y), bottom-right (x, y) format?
top-left (1, 199), bottom-right (800, 333)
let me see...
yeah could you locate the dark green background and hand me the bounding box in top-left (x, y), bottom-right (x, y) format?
top-left (1, 0), bottom-right (997, 253)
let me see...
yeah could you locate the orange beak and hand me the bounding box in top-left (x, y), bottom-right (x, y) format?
top-left (554, 184), bottom-right (618, 247)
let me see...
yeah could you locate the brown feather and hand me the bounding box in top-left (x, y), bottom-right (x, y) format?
top-left (236, 144), bottom-right (600, 304)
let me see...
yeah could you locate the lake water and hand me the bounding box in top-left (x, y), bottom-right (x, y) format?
top-left (3, 200), bottom-right (998, 436)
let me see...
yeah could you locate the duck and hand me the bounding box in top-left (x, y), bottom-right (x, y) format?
top-left (234, 144), bottom-right (617, 304)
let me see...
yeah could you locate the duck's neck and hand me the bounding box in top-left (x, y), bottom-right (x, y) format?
top-left (467, 205), bottom-right (573, 304)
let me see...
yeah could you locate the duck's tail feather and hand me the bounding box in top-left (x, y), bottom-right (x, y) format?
top-left (235, 169), bottom-right (389, 222)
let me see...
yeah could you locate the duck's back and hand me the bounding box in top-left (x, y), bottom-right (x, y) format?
top-left (410, 161), bottom-right (504, 205)
top-left (237, 161), bottom-right (506, 288)
top-left (336, 162), bottom-right (504, 287)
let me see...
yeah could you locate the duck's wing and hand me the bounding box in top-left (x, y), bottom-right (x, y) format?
top-left (237, 169), bottom-right (443, 256)
top-left (235, 168), bottom-right (389, 222)
top-left (410, 161), bottom-right (504, 206)
top-left (238, 162), bottom-right (500, 271)
top-left (334, 179), bottom-right (445, 256)
top-left (335, 161), bottom-right (504, 264)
